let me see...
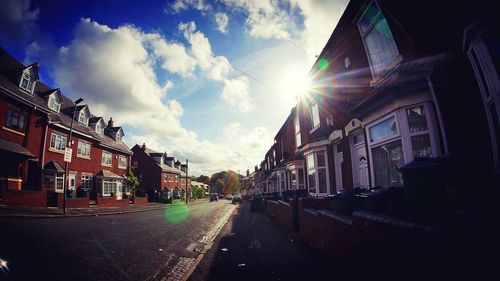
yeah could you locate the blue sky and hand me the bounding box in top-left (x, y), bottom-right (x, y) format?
top-left (0, 0), bottom-right (348, 176)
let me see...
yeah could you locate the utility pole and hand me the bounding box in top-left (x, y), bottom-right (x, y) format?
top-left (63, 98), bottom-right (83, 215)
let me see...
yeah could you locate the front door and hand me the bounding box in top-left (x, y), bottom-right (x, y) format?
top-left (116, 181), bottom-right (123, 200)
top-left (355, 146), bottom-right (369, 189)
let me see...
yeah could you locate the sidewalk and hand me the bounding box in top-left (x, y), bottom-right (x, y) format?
top-left (188, 202), bottom-right (350, 281)
top-left (0, 199), bottom-right (208, 218)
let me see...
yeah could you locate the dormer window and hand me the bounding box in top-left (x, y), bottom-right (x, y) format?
top-left (116, 131), bottom-right (122, 142)
top-left (78, 111), bottom-right (88, 125)
top-left (96, 122), bottom-right (104, 136)
top-left (19, 67), bottom-right (37, 93)
top-left (48, 95), bottom-right (61, 112)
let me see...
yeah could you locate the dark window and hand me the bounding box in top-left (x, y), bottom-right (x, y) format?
top-left (4, 106), bottom-right (28, 132)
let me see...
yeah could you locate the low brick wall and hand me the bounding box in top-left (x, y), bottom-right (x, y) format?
top-left (97, 195), bottom-right (130, 207)
top-left (133, 196), bottom-right (148, 206)
top-left (66, 196), bottom-right (90, 208)
top-left (0, 187), bottom-right (47, 207)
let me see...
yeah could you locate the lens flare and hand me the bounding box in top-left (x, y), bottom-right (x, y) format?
top-left (165, 201), bottom-right (189, 224)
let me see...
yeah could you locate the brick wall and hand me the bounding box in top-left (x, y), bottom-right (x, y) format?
top-left (65, 196), bottom-right (90, 208)
top-left (0, 187), bottom-right (47, 207)
top-left (133, 196), bottom-right (148, 206)
top-left (97, 195), bottom-right (129, 207)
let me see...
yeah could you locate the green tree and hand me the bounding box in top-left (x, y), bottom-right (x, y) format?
top-left (126, 169), bottom-right (140, 198)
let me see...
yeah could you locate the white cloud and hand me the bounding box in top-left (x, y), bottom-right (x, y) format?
top-left (221, 77), bottom-right (254, 113)
top-left (0, 0), bottom-right (39, 47)
top-left (168, 0), bottom-right (211, 14)
top-left (50, 18), bottom-right (259, 175)
top-left (215, 12), bottom-right (229, 33)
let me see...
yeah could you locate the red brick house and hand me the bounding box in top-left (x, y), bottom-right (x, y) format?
top-left (131, 143), bottom-right (189, 201)
top-left (1, 48), bottom-right (133, 207)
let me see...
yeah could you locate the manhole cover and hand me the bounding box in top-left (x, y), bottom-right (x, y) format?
top-left (186, 242), bottom-right (206, 252)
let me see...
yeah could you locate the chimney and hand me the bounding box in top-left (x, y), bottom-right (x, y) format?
top-left (180, 164), bottom-right (187, 173)
top-left (108, 117), bottom-right (114, 128)
top-left (174, 160), bottom-right (181, 170)
top-left (142, 142), bottom-right (146, 151)
top-left (255, 165), bottom-right (258, 172)
top-left (246, 169), bottom-right (250, 176)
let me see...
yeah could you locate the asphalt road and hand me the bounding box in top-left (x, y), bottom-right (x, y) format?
top-left (0, 200), bottom-right (234, 281)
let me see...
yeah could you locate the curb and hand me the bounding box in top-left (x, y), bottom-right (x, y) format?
top-left (0, 205), bottom-right (169, 219)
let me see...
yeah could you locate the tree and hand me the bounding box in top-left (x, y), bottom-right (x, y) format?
top-left (126, 169), bottom-right (140, 197)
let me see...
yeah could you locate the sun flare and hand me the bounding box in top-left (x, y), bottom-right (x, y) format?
top-left (277, 67), bottom-right (312, 100)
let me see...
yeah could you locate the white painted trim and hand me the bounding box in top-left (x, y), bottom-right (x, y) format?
top-left (328, 129), bottom-right (343, 142)
top-left (52, 123), bottom-right (99, 141)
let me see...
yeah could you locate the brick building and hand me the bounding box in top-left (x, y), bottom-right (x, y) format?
top-left (131, 143), bottom-right (190, 201)
top-left (0, 48), bottom-right (132, 207)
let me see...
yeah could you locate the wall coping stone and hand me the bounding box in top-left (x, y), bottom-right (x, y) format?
top-left (268, 200), bottom-right (279, 205)
top-left (278, 200), bottom-right (290, 207)
top-left (304, 208), bottom-right (318, 216)
top-left (317, 209), bottom-right (353, 225)
top-left (353, 210), bottom-right (445, 234)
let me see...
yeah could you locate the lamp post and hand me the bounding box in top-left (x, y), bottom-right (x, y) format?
top-left (185, 159), bottom-right (189, 204)
top-left (63, 97), bottom-right (83, 215)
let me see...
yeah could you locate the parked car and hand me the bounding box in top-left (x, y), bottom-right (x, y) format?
top-left (231, 195), bottom-right (242, 204)
top-left (225, 194), bottom-right (233, 200)
top-left (209, 193), bottom-right (219, 202)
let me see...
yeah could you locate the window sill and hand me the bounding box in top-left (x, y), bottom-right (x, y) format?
top-left (101, 164), bottom-right (112, 167)
top-left (48, 147), bottom-right (65, 154)
top-left (2, 126), bottom-right (26, 136)
top-left (76, 155), bottom-right (91, 160)
top-left (118, 166), bottom-right (127, 170)
top-left (309, 125), bottom-right (320, 134)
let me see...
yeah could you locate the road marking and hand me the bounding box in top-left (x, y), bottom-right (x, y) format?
top-left (200, 204), bottom-right (237, 244)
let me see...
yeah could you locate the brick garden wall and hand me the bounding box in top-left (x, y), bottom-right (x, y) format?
top-left (133, 196), bottom-right (148, 206)
top-left (97, 195), bottom-right (130, 207)
top-left (0, 187), bottom-right (47, 207)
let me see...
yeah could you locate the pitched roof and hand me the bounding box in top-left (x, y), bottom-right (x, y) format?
top-left (95, 170), bottom-right (124, 179)
top-left (0, 138), bottom-right (36, 158)
top-left (43, 160), bottom-right (65, 172)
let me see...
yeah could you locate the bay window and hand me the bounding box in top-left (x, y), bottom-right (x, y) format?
top-left (306, 150), bottom-right (329, 195)
top-left (55, 174), bottom-right (64, 192)
top-left (81, 174), bottom-right (93, 191)
top-left (102, 179), bottom-right (117, 196)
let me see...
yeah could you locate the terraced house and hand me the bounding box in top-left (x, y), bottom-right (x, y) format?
top-left (251, 0), bottom-right (500, 215)
top-left (0, 48), bottom-right (133, 208)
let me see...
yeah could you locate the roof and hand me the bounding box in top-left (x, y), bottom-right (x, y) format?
top-left (95, 170), bottom-right (124, 179)
top-left (0, 48), bottom-right (132, 155)
top-left (43, 160), bottom-right (65, 172)
top-left (0, 138), bottom-right (36, 158)
top-left (160, 164), bottom-right (180, 174)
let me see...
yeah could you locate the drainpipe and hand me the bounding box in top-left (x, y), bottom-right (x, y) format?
top-left (40, 119), bottom-right (49, 190)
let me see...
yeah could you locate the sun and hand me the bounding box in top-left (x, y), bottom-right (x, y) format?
top-left (276, 66), bottom-right (312, 100)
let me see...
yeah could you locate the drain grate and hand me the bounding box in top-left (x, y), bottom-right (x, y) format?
top-left (186, 242), bottom-right (205, 253)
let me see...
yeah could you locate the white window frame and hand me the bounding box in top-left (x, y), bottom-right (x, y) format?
top-left (310, 102), bottom-right (320, 130)
top-left (366, 103), bottom-right (441, 187)
top-left (78, 110), bottom-right (89, 125)
top-left (467, 33), bottom-right (500, 173)
top-left (116, 131), bottom-right (122, 142)
top-left (19, 71), bottom-right (36, 93)
top-left (81, 174), bottom-right (93, 191)
top-left (96, 122), bottom-right (104, 136)
top-left (102, 151), bottom-right (112, 167)
top-left (77, 141), bottom-right (91, 158)
top-left (50, 133), bottom-right (67, 151)
top-left (118, 155), bottom-right (127, 169)
top-left (305, 149), bottom-right (330, 196)
top-left (357, 0), bottom-right (402, 81)
top-left (102, 179), bottom-right (117, 196)
top-left (294, 115), bottom-right (301, 148)
top-left (48, 95), bottom-right (61, 112)
top-left (55, 173), bottom-right (65, 193)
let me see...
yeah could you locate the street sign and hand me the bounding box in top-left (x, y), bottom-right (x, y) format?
top-left (64, 148), bottom-right (72, 162)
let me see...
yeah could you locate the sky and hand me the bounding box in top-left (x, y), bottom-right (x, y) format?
top-left (0, 0), bottom-right (348, 176)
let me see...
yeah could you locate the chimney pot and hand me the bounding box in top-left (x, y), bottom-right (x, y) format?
top-left (108, 117), bottom-right (114, 128)
top-left (142, 143), bottom-right (146, 151)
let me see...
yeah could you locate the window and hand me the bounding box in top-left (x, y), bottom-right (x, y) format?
top-left (55, 174), bottom-right (65, 192)
top-left (297, 168), bottom-right (305, 189)
top-left (367, 103), bottom-right (439, 187)
top-left (119, 156), bottom-right (127, 169)
top-left (50, 133), bottom-right (67, 151)
top-left (295, 116), bottom-right (301, 147)
top-left (81, 174), bottom-right (93, 191)
top-left (78, 110), bottom-right (88, 125)
top-left (4, 106), bottom-right (28, 132)
top-left (116, 130), bottom-right (122, 141)
top-left (358, 1), bottom-right (400, 79)
top-left (467, 29), bottom-right (500, 172)
top-left (47, 96), bottom-right (61, 112)
top-left (306, 154), bottom-right (316, 194)
top-left (19, 72), bottom-right (36, 93)
top-left (311, 102), bottom-right (320, 129)
top-left (369, 115), bottom-right (398, 143)
top-left (96, 122), bottom-right (104, 135)
top-left (102, 179), bottom-right (117, 196)
top-left (102, 152), bottom-right (112, 166)
top-left (280, 172), bottom-right (285, 190)
top-left (77, 141), bottom-right (91, 158)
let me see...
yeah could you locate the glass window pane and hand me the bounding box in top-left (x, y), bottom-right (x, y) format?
top-left (306, 154), bottom-right (315, 169)
top-left (372, 140), bottom-right (404, 187)
top-left (298, 169), bottom-right (304, 185)
top-left (359, 2), bottom-right (380, 34)
top-left (318, 169), bottom-right (327, 193)
top-left (411, 134), bottom-right (432, 158)
top-left (407, 106), bottom-right (428, 133)
top-left (364, 16), bottom-right (399, 78)
top-left (317, 151), bottom-right (325, 167)
top-left (311, 103), bottom-right (320, 128)
top-left (369, 116), bottom-right (398, 142)
top-left (308, 170), bottom-right (316, 193)
top-left (295, 133), bottom-right (301, 147)
top-left (353, 132), bottom-right (365, 144)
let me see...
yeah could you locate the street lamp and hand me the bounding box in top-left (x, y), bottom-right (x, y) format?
top-left (185, 159), bottom-right (189, 204)
top-left (63, 97), bottom-right (83, 215)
